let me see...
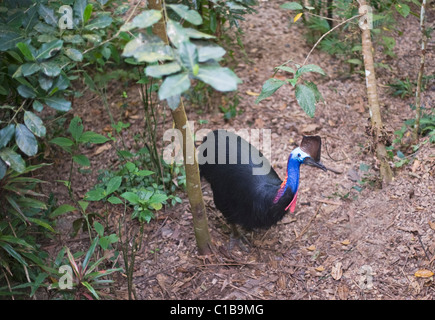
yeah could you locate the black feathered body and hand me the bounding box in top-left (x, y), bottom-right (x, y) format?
top-left (198, 130), bottom-right (296, 231)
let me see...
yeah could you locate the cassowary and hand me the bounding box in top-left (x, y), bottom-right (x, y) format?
top-left (198, 129), bottom-right (326, 250)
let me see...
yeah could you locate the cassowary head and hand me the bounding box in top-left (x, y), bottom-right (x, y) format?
top-left (289, 136), bottom-right (326, 171)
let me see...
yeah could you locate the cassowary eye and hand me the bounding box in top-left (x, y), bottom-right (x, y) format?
top-left (297, 153), bottom-right (301, 158)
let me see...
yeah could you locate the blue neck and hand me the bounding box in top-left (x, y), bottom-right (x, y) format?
top-left (286, 157), bottom-right (301, 194)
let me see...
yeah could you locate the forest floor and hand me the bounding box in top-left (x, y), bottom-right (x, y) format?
top-left (41, 1), bottom-right (434, 300)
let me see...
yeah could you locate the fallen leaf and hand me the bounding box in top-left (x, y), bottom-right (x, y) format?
top-left (315, 266), bottom-right (325, 272)
top-left (341, 239), bottom-right (351, 246)
top-left (301, 123), bottom-right (320, 134)
top-left (414, 269), bottom-right (434, 278)
top-left (255, 118), bottom-right (265, 128)
top-left (307, 245), bottom-right (316, 251)
top-left (429, 221), bottom-right (435, 231)
top-left (294, 12), bottom-right (303, 23)
top-left (337, 284), bottom-right (349, 300)
top-left (331, 262), bottom-right (343, 280)
top-left (246, 90), bottom-right (260, 96)
top-left (411, 159), bottom-right (421, 172)
top-left (94, 143), bottom-right (111, 155)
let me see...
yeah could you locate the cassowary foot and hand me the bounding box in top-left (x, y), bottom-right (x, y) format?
top-left (228, 224), bottom-right (251, 253)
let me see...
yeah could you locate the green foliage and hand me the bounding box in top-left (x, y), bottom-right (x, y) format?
top-left (256, 62), bottom-right (325, 117)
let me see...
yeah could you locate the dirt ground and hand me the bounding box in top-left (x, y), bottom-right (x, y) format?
top-left (41, 1), bottom-right (435, 300)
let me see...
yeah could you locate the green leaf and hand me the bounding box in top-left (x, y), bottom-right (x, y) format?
top-left (107, 196), bottom-right (123, 204)
top-left (120, 192), bottom-right (140, 205)
top-left (16, 42), bottom-right (35, 61)
top-left (196, 66), bottom-right (241, 92)
top-left (24, 111), bottom-right (46, 138)
top-left (106, 176), bottom-right (122, 195)
top-left (39, 61), bottom-right (62, 77)
top-left (255, 78), bottom-right (286, 104)
top-left (49, 204), bottom-right (77, 219)
top-left (166, 19), bottom-right (189, 47)
top-left (50, 137), bottom-right (74, 147)
top-left (395, 3), bottom-right (410, 18)
top-left (69, 117), bottom-right (84, 142)
top-left (296, 64), bottom-right (326, 77)
top-left (295, 84), bottom-right (316, 118)
top-left (15, 124), bottom-right (38, 156)
top-left (83, 4), bottom-right (93, 23)
top-left (120, 10), bottom-right (162, 31)
top-left (99, 234), bottom-right (119, 250)
top-left (27, 217), bottom-right (55, 233)
top-left (43, 96), bottom-right (71, 112)
top-left (0, 159), bottom-right (6, 180)
top-left (179, 41), bottom-right (198, 72)
top-left (150, 193), bottom-right (168, 204)
top-left (93, 221), bottom-right (104, 237)
top-left (33, 100), bottom-right (44, 112)
top-left (304, 81), bottom-right (323, 103)
top-left (35, 40), bottom-right (63, 61)
top-left (38, 73), bottom-right (53, 91)
top-left (135, 170), bottom-right (154, 177)
top-left (0, 29), bottom-right (25, 51)
top-left (122, 34), bottom-right (173, 63)
top-left (85, 188), bottom-right (106, 201)
top-left (167, 4), bottom-right (203, 25)
top-left (38, 4), bottom-right (57, 26)
top-left (158, 72), bottom-right (191, 100)
top-left (83, 237), bottom-right (99, 271)
top-left (197, 45), bottom-right (226, 62)
top-left (65, 48), bottom-right (83, 62)
top-left (145, 62), bottom-right (181, 78)
top-left (0, 124), bottom-right (15, 148)
top-left (79, 131), bottom-right (109, 144)
top-left (0, 243), bottom-right (28, 267)
top-left (280, 2), bottom-right (303, 10)
top-left (275, 65), bottom-right (295, 74)
top-left (73, 154), bottom-right (90, 167)
top-left (85, 15), bottom-right (112, 30)
top-left (17, 85), bottom-right (36, 98)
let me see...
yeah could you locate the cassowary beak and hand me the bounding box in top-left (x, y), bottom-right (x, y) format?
top-left (303, 157), bottom-right (327, 171)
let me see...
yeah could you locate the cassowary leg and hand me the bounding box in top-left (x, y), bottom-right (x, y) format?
top-left (229, 224), bottom-right (250, 252)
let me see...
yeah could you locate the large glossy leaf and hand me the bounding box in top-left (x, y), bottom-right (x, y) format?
top-left (0, 159), bottom-right (6, 180)
top-left (167, 4), bottom-right (203, 25)
top-left (38, 73), bottom-right (53, 91)
top-left (68, 116), bottom-right (84, 142)
top-left (158, 72), bottom-right (191, 100)
top-left (38, 4), bottom-right (57, 26)
top-left (17, 85), bottom-right (37, 98)
top-left (295, 84), bottom-right (316, 118)
top-left (197, 45), bottom-right (226, 62)
top-left (0, 148), bottom-right (25, 173)
top-left (0, 124), bottom-right (15, 148)
top-left (120, 10), bottom-right (162, 31)
top-left (166, 20), bottom-right (189, 47)
top-left (145, 62), bottom-right (181, 78)
top-left (122, 34), bottom-right (173, 63)
top-left (65, 48), bottom-right (83, 62)
top-left (196, 66), bottom-right (241, 92)
top-left (179, 41), bottom-right (198, 72)
top-left (21, 63), bottom-right (40, 76)
top-left (43, 96), bottom-right (71, 112)
top-left (0, 29), bottom-right (25, 51)
top-left (85, 15), bottom-right (112, 30)
top-left (255, 78), bottom-right (286, 104)
top-left (40, 61), bottom-right (62, 77)
top-left (24, 111), bottom-right (46, 138)
top-left (15, 124), bottom-right (38, 156)
top-left (74, 0), bottom-right (87, 22)
top-left (35, 40), bottom-right (63, 61)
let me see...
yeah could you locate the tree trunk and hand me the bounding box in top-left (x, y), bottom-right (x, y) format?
top-left (148, 0), bottom-right (213, 255)
top-left (172, 103), bottom-right (213, 255)
top-left (413, 0), bottom-right (428, 142)
top-left (358, 0), bottom-right (393, 186)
